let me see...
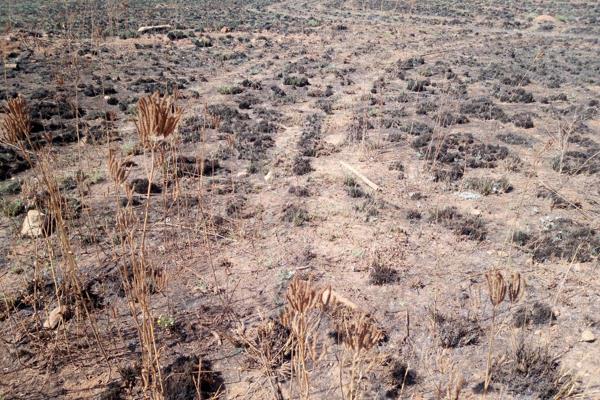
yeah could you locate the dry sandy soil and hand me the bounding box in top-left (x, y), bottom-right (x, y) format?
top-left (1, 0), bottom-right (600, 399)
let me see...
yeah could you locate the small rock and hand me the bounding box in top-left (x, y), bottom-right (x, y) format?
top-left (43, 305), bottom-right (67, 329)
top-left (220, 26), bottom-right (230, 33)
top-left (129, 178), bottom-right (162, 194)
top-left (264, 170), bottom-right (274, 183)
top-left (21, 210), bottom-right (48, 238)
top-left (457, 191), bottom-right (482, 200)
top-left (581, 329), bottom-right (596, 343)
top-left (409, 192), bottom-right (423, 200)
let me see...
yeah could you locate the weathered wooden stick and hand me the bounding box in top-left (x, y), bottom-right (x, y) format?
top-left (340, 161), bottom-right (381, 191)
top-left (321, 287), bottom-right (358, 310)
top-left (137, 25), bottom-right (171, 34)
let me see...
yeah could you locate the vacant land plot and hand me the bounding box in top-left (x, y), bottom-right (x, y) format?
top-left (1, 0), bottom-right (599, 398)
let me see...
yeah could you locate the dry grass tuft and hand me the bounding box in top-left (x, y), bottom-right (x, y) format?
top-left (1, 96), bottom-right (31, 146)
top-left (340, 313), bottom-right (385, 352)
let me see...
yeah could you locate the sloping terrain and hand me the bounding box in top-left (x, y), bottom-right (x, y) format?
top-left (1, 0), bottom-right (599, 399)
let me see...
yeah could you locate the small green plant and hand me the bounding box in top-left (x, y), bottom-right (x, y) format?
top-left (556, 15), bottom-right (568, 22)
top-left (157, 314), bottom-right (175, 330)
top-left (86, 170), bottom-right (106, 185)
top-left (279, 269), bottom-right (294, 282)
top-left (344, 176), bottom-right (366, 198)
top-left (196, 278), bottom-right (209, 294)
top-left (283, 75), bottom-right (310, 87)
top-left (0, 180), bottom-right (21, 195)
top-left (464, 177), bottom-right (512, 196)
top-left (119, 30), bottom-right (140, 40)
top-left (121, 142), bottom-right (136, 156)
top-left (306, 17), bottom-right (320, 27)
top-left (1, 199), bottom-right (25, 217)
top-left (217, 85), bottom-right (243, 95)
top-left (282, 204), bottom-right (310, 226)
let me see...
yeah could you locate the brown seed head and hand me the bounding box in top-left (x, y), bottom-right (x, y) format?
top-left (486, 271), bottom-right (506, 307)
top-left (135, 92), bottom-right (182, 148)
top-left (508, 272), bottom-right (525, 303)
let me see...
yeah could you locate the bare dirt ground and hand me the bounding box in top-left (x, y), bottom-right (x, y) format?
top-left (1, 0), bottom-right (600, 399)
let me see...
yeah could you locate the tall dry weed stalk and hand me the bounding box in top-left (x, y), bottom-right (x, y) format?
top-left (1, 96), bottom-right (108, 360)
top-left (108, 148), bottom-right (164, 398)
top-left (280, 277), bottom-right (331, 399)
top-left (484, 270), bottom-right (506, 393)
top-left (341, 313), bottom-right (384, 400)
top-left (483, 270), bottom-right (525, 393)
top-left (104, 91), bottom-right (183, 398)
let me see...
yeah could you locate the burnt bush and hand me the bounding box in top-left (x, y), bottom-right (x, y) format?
top-left (497, 132), bottom-right (531, 146)
top-left (432, 311), bottom-right (482, 348)
top-left (494, 86), bottom-right (535, 103)
top-left (523, 218), bottom-right (600, 263)
top-left (513, 302), bottom-right (556, 327)
top-left (552, 150), bottom-right (600, 175)
top-left (460, 97), bottom-right (507, 121)
top-left (493, 340), bottom-right (572, 399)
top-left (412, 133), bottom-right (509, 172)
top-left (163, 356), bottom-right (224, 400)
top-left (512, 112), bottom-right (534, 128)
top-left (369, 257), bottom-right (399, 285)
top-left (292, 155), bottom-right (313, 175)
top-left (429, 207), bottom-right (487, 240)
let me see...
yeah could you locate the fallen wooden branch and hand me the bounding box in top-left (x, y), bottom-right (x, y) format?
top-left (340, 161), bottom-right (381, 191)
top-left (321, 287), bottom-right (358, 310)
top-left (137, 25), bottom-right (171, 34)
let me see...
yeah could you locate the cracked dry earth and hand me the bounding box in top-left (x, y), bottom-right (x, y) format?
top-left (1, 0), bottom-right (600, 399)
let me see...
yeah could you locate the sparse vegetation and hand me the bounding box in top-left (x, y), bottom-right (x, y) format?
top-left (0, 0), bottom-right (597, 398)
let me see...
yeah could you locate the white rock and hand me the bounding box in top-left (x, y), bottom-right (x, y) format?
top-left (581, 329), bottom-right (596, 343)
top-left (264, 170), bottom-right (274, 183)
top-left (457, 191), bottom-right (481, 200)
top-left (43, 305), bottom-right (67, 329)
top-left (21, 210), bottom-right (47, 238)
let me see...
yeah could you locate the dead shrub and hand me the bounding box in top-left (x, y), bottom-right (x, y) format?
top-left (493, 339), bottom-right (577, 398)
top-left (431, 311), bottom-right (482, 348)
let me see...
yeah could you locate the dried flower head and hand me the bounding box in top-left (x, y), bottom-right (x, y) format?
top-left (486, 270), bottom-right (506, 307)
top-left (508, 272), bottom-right (525, 303)
top-left (284, 277), bottom-right (330, 316)
top-left (342, 313), bottom-right (384, 352)
top-left (135, 92), bottom-right (182, 148)
top-left (108, 149), bottom-right (130, 186)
